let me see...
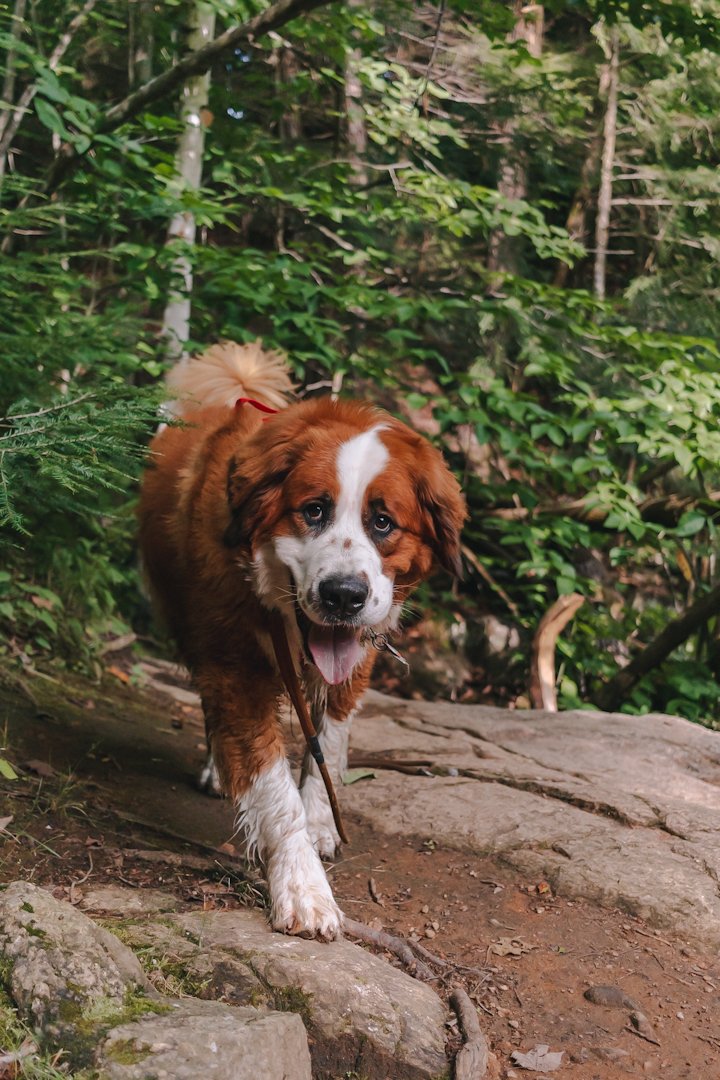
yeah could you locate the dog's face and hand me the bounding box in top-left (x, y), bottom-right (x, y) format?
top-left (225, 399), bottom-right (466, 684)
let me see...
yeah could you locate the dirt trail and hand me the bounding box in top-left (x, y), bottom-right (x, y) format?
top-left (1, 662), bottom-right (719, 1078)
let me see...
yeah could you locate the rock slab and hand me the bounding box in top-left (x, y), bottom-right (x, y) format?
top-left (97, 996), bottom-right (312, 1080)
top-left (341, 691), bottom-right (720, 946)
top-left (0, 880), bottom-right (150, 1034)
top-left (122, 908), bottom-right (449, 1080)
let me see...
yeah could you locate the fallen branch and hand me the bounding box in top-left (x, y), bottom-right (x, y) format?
top-left (529, 593), bottom-right (585, 710)
top-left (343, 917), bottom-right (434, 979)
top-left (484, 490), bottom-right (720, 528)
top-left (450, 986), bottom-right (490, 1079)
top-left (461, 543), bottom-right (521, 619)
top-left (596, 579), bottom-right (720, 712)
top-left (344, 917), bottom-right (487, 980)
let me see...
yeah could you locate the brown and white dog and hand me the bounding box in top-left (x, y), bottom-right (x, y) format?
top-left (138, 341), bottom-right (465, 939)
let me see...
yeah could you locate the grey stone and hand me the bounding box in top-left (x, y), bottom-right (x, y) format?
top-left (79, 885), bottom-right (182, 916)
top-left (125, 908), bottom-right (449, 1080)
top-left (337, 690), bottom-right (720, 947)
top-left (96, 996), bottom-right (311, 1080)
top-left (0, 881), bottom-right (151, 1034)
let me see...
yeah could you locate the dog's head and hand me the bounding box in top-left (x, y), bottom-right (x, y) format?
top-left (225, 398), bottom-right (466, 684)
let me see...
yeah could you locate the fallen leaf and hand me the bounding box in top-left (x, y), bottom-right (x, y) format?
top-left (511, 1044), bottom-right (564, 1071)
top-left (31, 594), bottom-right (55, 610)
top-left (629, 1010), bottom-right (660, 1045)
top-left (0, 815), bottom-right (13, 833)
top-left (487, 936), bottom-right (536, 958)
top-left (24, 759), bottom-right (56, 778)
top-left (106, 664), bottom-right (130, 684)
top-left (343, 768), bottom-right (376, 785)
top-left (368, 877), bottom-right (385, 907)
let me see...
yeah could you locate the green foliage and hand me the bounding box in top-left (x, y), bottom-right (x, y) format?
top-left (0, 0), bottom-right (718, 722)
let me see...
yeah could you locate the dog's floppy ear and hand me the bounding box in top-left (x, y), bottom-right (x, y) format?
top-left (224, 458), bottom-right (290, 550)
top-left (415, 448), bottom-right (467, 578)
top-left (223, 422), bottom-right (298, 550)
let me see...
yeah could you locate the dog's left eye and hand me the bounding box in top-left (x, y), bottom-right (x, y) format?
top-left (373, 512), bottom-right (395, 535)
top-left (303, 501), bottom-right (327, 526)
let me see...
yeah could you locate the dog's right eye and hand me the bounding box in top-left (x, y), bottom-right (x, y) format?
top-left (302, 501), bottom-right (327, 526)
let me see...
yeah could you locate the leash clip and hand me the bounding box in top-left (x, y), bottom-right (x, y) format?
top-left (365, 629), bottom-right (410, 673)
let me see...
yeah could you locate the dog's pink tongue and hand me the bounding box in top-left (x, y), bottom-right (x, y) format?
top-left (308, 625), bottom-right (364, 685)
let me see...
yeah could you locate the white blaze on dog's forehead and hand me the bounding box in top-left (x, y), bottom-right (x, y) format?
top-left (335, 426), bottom-right (388, 514)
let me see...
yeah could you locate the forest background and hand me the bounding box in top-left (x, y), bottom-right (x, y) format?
top-left (2, 0), bottom-right (720, 724)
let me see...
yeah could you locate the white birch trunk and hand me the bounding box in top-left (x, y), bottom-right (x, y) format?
top-left (593, 26), bottom-right (620, 301)
top-left (161, 2), bottom-right (216, 361)
top-left (344, 0), bottom-right (367, 187)
top-left (487, 2), bottom-right (543, 273)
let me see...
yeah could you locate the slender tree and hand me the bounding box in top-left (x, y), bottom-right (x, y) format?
top-left (161, 1), bottom-right (216, 359)
top-left (593, 25), bottom-right (619, 300)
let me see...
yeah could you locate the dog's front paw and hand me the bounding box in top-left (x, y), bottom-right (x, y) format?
top-left (267, 836), bottom-right (343, 940)
top-left (301, 776), bottom-right (341, 860)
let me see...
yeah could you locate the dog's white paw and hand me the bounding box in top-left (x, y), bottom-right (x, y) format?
top-left (197, 752), bottom-right (222, 796)
top-left (267, 835), bottom-right (343, 940)
top-left (301, 775), bottom-right (341, 860)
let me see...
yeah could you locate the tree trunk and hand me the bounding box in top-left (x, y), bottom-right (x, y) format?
top-left (129, 0), bottom-right (154, 87)
top-left (487, 2), bottom-right (543, 274)
top-left (161, 2), bottom-right (216, 360)
top-left (344, 0), bottom-right (367, 186)
top-left (593, 26), bottom-right (619, 300)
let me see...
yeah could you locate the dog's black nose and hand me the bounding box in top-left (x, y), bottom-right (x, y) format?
top-left (318, 576), bottom-right (369, 619)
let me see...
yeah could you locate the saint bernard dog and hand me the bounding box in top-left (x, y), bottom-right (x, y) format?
top-left (138, 341), bottom-right (466, 939)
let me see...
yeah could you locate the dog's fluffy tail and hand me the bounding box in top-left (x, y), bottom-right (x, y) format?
top-left (166, 340), bottom-right (294, 416)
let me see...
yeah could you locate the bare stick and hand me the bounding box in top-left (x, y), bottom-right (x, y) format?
top-left (528, 593), bottom-right (584, 710)
top-left (597, 580), bottom-right (720, 711)
top-left (344, 917), bottom-right (434, 979)
top-left (344, 917), bottom-right (487, 979)
top-left (461, 543), bottom-right (521, 619)
top-left (450, 986), bottom-right (490, 1079)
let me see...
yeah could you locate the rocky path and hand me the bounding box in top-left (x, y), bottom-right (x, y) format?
top-left (2, 663), bottom-right (720, 1077)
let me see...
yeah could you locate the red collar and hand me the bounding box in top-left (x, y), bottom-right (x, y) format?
top-left (235, 397), bottom-right (278, 417)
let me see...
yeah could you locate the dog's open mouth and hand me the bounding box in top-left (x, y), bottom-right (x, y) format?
top-left (294, 604), bottom-right (364, 686)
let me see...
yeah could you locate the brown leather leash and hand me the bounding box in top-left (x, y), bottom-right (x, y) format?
top-left (269, 613), bottom-right (349, 845)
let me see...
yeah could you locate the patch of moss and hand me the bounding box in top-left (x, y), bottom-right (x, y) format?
top-left (0, 953), bottom-right (13, 989)
top-left (21, 901), bottom-right (34, 913)
top-left (54, 986), bottom-right (170, 1068)
top-left (270, 984), bottom-right (313, 1027)
top-left (103, 1037), bottom-right (152, 1066)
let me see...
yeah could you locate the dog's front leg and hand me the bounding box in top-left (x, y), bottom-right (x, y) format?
top-left (198, 667), bottom-right (342, 940)
top-left (300, 653), bottom-right (374, 859)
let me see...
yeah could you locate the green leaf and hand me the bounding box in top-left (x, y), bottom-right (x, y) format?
top-left (0, 758), bottom-right (18, 781)
top-left (674, 511), bottom-right (706, 538)
top-left (35, 98), bottom-right (68, 137)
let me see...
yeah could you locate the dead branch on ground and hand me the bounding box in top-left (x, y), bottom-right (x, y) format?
top-left (450, 986), bottom-right (490, 1079)
top-left (529, 593), bottom-right (585, 710)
